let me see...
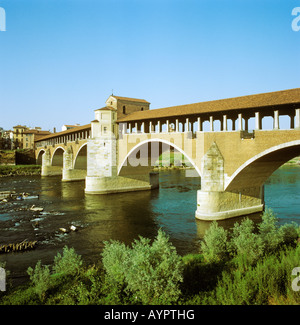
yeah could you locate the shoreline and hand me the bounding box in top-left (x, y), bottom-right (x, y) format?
top-left (0, 156), bottom-right (299, 178)
top-left (0, 165), bottom-right (41, 177)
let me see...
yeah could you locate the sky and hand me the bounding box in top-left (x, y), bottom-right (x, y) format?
top-left (0, 0), bottom-right (299, 131)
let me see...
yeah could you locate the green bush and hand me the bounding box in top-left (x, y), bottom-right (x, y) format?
top-left (280, 222), bottom-right (300, 246)
top-left (52, 246), bottom-right (83, 276)
top-left (229, 218), bottom-right (264, 266)
top-left (102, 230), bottom-right (183, 305)
top-left (27, 261), bottom-right (51, 300)
top-left (200, 221), bottom-right (228, 263)
top-left (258, 209), bottom-right (283, 252)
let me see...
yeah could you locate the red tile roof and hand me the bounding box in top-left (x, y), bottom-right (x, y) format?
top-left (117, 88), bottom-right (300, 122)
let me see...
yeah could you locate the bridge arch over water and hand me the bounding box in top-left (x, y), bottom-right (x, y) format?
top-left (226, 140), bottom-right (300, 191)
top-left (117, 138), bottom-right (202, 178)
top-left (35, 88), bottom-right (300, 220)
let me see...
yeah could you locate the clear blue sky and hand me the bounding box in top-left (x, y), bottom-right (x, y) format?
top-left (0, 0), bottom-right (299, 131)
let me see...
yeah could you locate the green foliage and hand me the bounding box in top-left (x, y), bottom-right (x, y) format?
top-left (1, 213), bottom-right (300, 305)
top-left (258, 208), bottom-right (283, 252)
top-left (280, 222), bottom-right (300, 245)
top-left (229, 218), bottom-right (264, 266)
top-left (102, 230), bottom-right (183, 305)
top-left (0, 165), bottom-right (41, 176)
top-left (200, 221), bottom-right (228, 263)
top-left (27, 261), bottom-right (51, 300)
top-left (52, 246), bottom-right (83, 276)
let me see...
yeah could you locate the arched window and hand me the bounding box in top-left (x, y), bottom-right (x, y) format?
top-left (123, 106), bottom-right (126, 114)
top-left (141, 107), bottom-right (144, 111)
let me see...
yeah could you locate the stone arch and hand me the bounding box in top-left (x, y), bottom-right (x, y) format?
top-left (117, 138), bottom-right (201, 177)
top-left (51, 147), bottom-right (65, 166)
top-left (74, 143), bottom-right (87, 169)
top-left (36, 149), bottom-right (45, 165)
top-left (225, 140), bottom-right (300, 191)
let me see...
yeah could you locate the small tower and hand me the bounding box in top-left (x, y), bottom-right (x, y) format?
top-left (85, 94), bottom-right (151, 194)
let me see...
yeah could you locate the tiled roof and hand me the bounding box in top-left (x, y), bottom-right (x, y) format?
top-left (95, 106), bottom-right (117, 111)
top-left (117, 88), bottom-right (300, 122)
top-left (35, 124), bottom-right (91, 142)
top-left (110, 95), bottom-right (150, 104)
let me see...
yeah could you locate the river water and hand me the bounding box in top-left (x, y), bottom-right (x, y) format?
top-left (0, 166), bottom-right (299, 287)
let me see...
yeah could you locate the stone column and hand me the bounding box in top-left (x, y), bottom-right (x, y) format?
top-left (166, 120), bottom-right (169, 133)
top-left (223, 115), bottom-right (227, 131)
top-left (176, 119), bottom-right (179, 132)
top-left (295, 109), bottom-right (300, 129)
top-left (273, 110), bottom-right (279, 130)
top-left (255, 112), bottom-right (261, 130)
top-left (135, 123), bottom-right (138, 133)
top-left (63, 146), bottom-right (73, 170)
top-left (157, 121), bottom-right (161, 133)
top-left (185, 118), bottom-right (189, 132)
top-left (197, 117), bottom-right (202, 131)
top-left (149, 121), bottom-right (153, 133)
top-left (209, 116), bottom-right (214, 132)
top-left (41, 148), bottom-right (62, 177)
top-left (238, 113), bottom-right (243, 131)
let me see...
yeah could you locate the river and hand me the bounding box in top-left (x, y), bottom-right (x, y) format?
top-left (0, 166), bottom-right (299, 287)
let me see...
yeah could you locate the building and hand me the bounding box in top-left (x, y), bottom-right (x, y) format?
top-left (23, 129), bottom-right (52, 149)
top-left (62, 124), bottom-right (80, 131)
top-left (0, 130), bottom-right (13, 149)
top-left (92, 95), bottom-right (150, 138)
top-left (12, 125), bottom-right (52, 149)
top-left (12, 125), bottom-right (28, 149)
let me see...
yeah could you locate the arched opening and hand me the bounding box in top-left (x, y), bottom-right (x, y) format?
top-left (247, 117), bottom-right (256, 131)
top-left (202, 120), bottom-right (210, 132)
top-left (225, 141), bottom-right (300, 191)
top-left (213, 120), bottom-right (221, 132)
top-left (52, 147), bottom-right (64, 166)
top-left (36, 149), bottom-right (45, 165)
top-left (261, 116), bottom-right (273, 130)
top-left (74, 144), bottom-right (87, 169)
top-left (118, 139), bottom-right (201, 178)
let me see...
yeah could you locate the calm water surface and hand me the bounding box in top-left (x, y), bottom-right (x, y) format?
top-left (0, 167), bottom-right (299, 286)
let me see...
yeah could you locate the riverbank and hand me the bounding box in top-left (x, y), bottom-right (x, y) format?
top-left (0, 165), bottom-right (41, 177)
top-left (1, 211), bottom-right (299, 305)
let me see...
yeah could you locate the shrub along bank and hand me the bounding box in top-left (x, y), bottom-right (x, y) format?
top-left (0, 165), bottom-right (41, 177)
top-left (0, 209), bottom-right (300, 305)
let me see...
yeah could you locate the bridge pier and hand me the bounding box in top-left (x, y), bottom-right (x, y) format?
top-left (195, 187), bottom-right (264, 221)
top-left (195, 142), bottom-right (264, 220)
top-left (61, 145), bottom-right (87, 182)
top-left (84, 119), bottom-right (159, 195)
top-left (41, 149), bottom-right (62, 176)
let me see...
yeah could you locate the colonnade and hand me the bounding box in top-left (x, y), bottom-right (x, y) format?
top-left (120, 108), bottom-right (300, 135)
top-left (36, 129), bottom-right (91, 148)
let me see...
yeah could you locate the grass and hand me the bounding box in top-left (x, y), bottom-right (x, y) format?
top-left (0, 165), bottom-right (41, 176)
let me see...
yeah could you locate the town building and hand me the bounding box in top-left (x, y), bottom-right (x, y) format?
top-left (23, 128), bottom-right (52, 149)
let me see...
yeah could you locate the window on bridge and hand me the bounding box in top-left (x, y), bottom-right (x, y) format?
top-left (262, 116), bottom-right (274, 130)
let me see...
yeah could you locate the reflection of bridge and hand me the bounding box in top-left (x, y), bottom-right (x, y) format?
top-left (35, 88), bottom-right (300, 220)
